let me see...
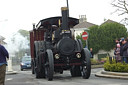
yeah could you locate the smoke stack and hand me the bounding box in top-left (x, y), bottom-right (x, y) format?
top-left (61, 7), bottom-right (69, 30)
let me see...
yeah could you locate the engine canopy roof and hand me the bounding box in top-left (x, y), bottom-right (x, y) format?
top-left (35, 16), bottom-right (79, 29)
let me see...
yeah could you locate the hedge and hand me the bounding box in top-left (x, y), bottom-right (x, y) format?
top-left (104, 58), bottom-right (128, 72)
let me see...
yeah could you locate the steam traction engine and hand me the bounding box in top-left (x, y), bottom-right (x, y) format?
top-left (30, 7), bottom-right (91, 81)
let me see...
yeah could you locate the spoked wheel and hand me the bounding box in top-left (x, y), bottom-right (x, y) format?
top-left (45, 49), bottom-right (54, 81)
top-left (31, 59), bottom-right (35, 74)
top-left (34, 41), bottom-right (39, 78)
top-left (35, 53), bottom-right (45, 78)
top-left (34, 42), bottom-right (45, 78)
top-left (37, 52), bottom-right (45, 78)
top-left (81, 48), bottom-right (91, 79)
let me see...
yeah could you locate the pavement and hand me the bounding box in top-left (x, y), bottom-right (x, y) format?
top-left (6, 71), bottom-right (18, 75)
top-left (6, 65), bottom-right (19, 75)
top-left (95, 70), bottom-right (128, 79)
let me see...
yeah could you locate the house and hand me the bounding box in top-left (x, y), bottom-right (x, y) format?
top-left (74, 21), bottom-right (96, 29)
top-left (0, 35), bottom-right (6, 45)
top-left (102, 19), bottom-right (124, 26)
top-left (72, 16), bottom-right (97, 38)
top-left (102, 19), bottom-right (117, 24)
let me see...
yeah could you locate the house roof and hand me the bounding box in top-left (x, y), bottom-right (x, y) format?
top-left (73, 21), bottom-right (96, 29)
top-left (101, 19), bottom-right (124, 26)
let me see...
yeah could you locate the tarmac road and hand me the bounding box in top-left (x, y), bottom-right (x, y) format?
top-left (5, 65), bottom-right (128, 85)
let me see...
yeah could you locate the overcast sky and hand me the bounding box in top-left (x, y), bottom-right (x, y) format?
top-left (0, 0), bottom-right (127, 41)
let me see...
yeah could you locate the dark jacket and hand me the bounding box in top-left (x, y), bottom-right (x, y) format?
top-left (0, 44), bottom-right (9, 63)
top-left (120, 44), bottom-right (124, 56)
top-left (90, 51), bottom-right (93, 58)
top-left (122, 42), bottom-right (128, 57)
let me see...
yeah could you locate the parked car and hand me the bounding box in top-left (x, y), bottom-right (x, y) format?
top-left (20, 56), bottom-right (31, 71)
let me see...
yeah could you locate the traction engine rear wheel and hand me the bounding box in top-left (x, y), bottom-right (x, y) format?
top-left (31, 59), bottom-right (35, 74)
top-left (38, 52), bottom-right (45, 78)
top-left (34, 41), bottom-right (39, 78)
top-left (34, 42), bottom-right (45, 78)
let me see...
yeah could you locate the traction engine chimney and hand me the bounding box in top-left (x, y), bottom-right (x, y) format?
top-left (61, 7), bottom-right (69, 30)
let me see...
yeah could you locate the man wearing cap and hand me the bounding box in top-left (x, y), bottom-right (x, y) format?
top-left (122, 38), bottom-right (128, 63)
top-left (0, 43), bottom-right (9, 85)
top-left (120, 38), bottom-right (124, 57)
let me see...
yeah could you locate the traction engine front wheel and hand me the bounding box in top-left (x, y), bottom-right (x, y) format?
top-left (45, 49), bottom-right (54, 81)
top-left (81, 48), bottom-right (91, 79)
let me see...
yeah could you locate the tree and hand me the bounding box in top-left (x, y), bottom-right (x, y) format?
top-left (99, 22), bottom-right (127, 51)
top-left (9, 29), bottom-right (30, 59)
top-left (111, 0), bottom-right (128, 25)
top-left (76, 22), bottom-right (127, 54)
top-left (17, 29), bottom-right (30, 57)
top-left (18, 29), bottom-right (30, 40)
top-left (88, 25), bottom-right (101, 54)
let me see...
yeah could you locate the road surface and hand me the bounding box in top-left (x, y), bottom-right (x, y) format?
top-left (5, 65), bottom-right (128, 85)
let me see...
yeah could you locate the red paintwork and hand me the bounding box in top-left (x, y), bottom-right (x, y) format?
top-left (54, 63), bottom-right (82, 66)
top-left (30, 29), bottom-right (45, 59)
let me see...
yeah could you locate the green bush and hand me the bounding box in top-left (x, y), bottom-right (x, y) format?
top-left (104, 58), bottom-right (128, 72)
top-left (91, 59), bottom-right (100, 65)
top-left (91, 59), bottom-right (105, 65)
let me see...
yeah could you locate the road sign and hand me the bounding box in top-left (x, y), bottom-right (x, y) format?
top-left (82, 31), bottom-right (88, 40)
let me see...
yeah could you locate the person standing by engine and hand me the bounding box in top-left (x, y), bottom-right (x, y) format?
top-left (114, 39), bottom-right (120, 60)
top-left (122, 39), bottom-right (128, 63)
top-left (0, 43), bottom-right (9, 85)
top-left (90, 48), bottom-right (93, 58)
top-left (115, 43), bottom-right (121, 62)
top-left (120, 38), bottom-right (124, 63)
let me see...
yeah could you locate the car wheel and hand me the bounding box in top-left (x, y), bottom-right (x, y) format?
top-left (21, 68), bottom-right (23, 71)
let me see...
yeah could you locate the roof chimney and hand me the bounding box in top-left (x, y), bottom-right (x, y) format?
top-left (79, 15), bottom-right (87, 23)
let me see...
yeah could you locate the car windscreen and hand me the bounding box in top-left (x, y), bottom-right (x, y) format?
top-left (22, 56), bottom-right (31, 61)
